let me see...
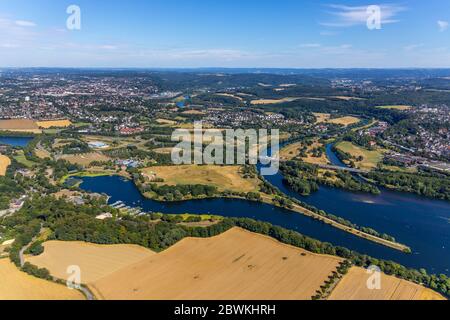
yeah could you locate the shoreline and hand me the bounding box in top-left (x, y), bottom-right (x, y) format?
top-left (75, 170), bottom-right (410, 253)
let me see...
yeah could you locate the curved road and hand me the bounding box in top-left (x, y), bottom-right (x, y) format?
top-left (19, 226), bottom-right (95, 300)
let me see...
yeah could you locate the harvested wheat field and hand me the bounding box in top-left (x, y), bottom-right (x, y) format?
top-left (59, 152), bottom-right (110, 166)
top-left (251, 97), bottom-right (299, 105)
top-left (328, 116), bottom-right (360, 126)
top-left (89, 228), bottom-right (343, 300)
top-left (215, 93), bottom-right (244, 101)
top-left (330, 96), bottom-right (365, 101)
top-left (0, 259), bottom-right (84, 300)
top-left (0, 119), bottom-right (42, 134)
top-left (313, 113), bottom-right (360, 126)
top-left (36, 119), bottom-right (72, 128)
top-left (142, 165), bottom-right (260, 193)
top-left (26, 241), bottom-right (154, 283)
top-left (181, 109), bottom-right (206, 115)
top-left (35, 147), bottom-right (52, 159)
top-left (279, 141), bottom-right (329, 165)
top-left (156, 118), bottom-right (177, 126)
top-left (376, 105), bottom-right (412, 111)
top-left (329, 267), bottom-right (445, 300)
top-left (0, 155), bottom-right (11, 176)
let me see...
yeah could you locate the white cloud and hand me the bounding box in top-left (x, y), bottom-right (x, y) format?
top-left (99, 45), bottom-right (118, 50)
top-left (321, 4), bottom-right (406, 27)
top-left (0, 43), bottom-right (20, 48)
top-left (14, 20), bottom-right (36, 27)
top-left (437, 20), bottom-right (449, 32)
top-left (320, 31), bottom-right (337, 36)
top-left (299, 43), bottom-right (321, 48)
top-left (404, 44), bottom-right (424, 51)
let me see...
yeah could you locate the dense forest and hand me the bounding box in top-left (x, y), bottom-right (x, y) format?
top-left (365, 171), bottom-right (450, 201)
top-left (280, 161), bottom-right (380, 195)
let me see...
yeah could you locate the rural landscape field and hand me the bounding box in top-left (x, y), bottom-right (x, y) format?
top-left (0, 1), bottom-right (449, 311)
top-left (0, 259), bottom-right (84, 300)
top-left (0, 154), bottom-right (11, 176)
top-left (329, 267), bottom-right (445, 300)
top-left (142, 165), bottom-right (260, 194)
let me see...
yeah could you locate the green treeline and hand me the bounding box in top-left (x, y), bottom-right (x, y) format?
top-left (365, 171), bottom-right (450, 201)
top-left (2, 196), bottom-right (449, 297)
top-left (281, 161), bottom-right (380, 195)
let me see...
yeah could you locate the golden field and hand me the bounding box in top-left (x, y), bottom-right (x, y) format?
top-left (331, 96), bottom-right (365, 101)
top-left (89, 228), bottom-right (344, 300)
top-left (0, 119), bottom-right (42, 134)
top-left (279, 141), bottom-right (303, 161)
top-left (142, 165), bottom-right (260, 193)
top-left (0, 155), bottom-right (11, 176)
top-left (0, 259), bottom-right (84, 300)
top-left (156, 118), bottom-right (177, 126)
top-left (26, 241), bottom-right (154, 283)
top-left (250, 97), bottom-right (300, 105)
top-left (59, 152), bottom-right (110, 166)
top-left (279, 141), bottom-right (329, 165)
top-left (313, 113), bottom-right (360, 126)
top-left (181, 110), bottom-right (205, 115)
top-left (215, 93), bottom-right (244, 101)
top-left (36, 119), bottom-right (72, 129)
top-left (328, 116), bottom-right (361, 126)
top-left (376, 105), bottom-right (412, 111)
top-left (329, 267), bottom-right (445, 300)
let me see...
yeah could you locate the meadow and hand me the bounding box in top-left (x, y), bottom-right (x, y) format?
top-left (59, 152), bottom-right (110, 166)
top-left (142, 165), bottom-right (260, 193)
top-left (335, 141), bottom-right (384, 170)
top-left (279, 141), bottom-right (329, 165)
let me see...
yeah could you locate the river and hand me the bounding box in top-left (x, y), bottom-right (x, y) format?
top-left (79, 144), bottom-right (450, 275)
top-left (0, 136), bottom-right (33, 147)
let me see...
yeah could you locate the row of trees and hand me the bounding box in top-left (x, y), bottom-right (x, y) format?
top-left (2, 195), bottom-right (449, 297)
top-left (365, 171), bottom-right (450, 201)
top-left (281, 161), bottom-right (380, 195)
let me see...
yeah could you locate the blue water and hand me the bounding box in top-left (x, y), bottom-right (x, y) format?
top-left (0, 136), bottom-right (33, 147)
top-left (78, 141), bottom-right (450, 275)
top-left (80, 170), bottom-right (450, 275)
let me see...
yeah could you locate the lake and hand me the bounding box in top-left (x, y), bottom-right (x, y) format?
top-left (0, 136), bottom-right (33, 147)
top-left (80, 167), bottom-right (450, 275)
top-left (78, 142), bottom-right (450, 275)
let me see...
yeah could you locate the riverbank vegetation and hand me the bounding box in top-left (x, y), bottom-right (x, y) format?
top-left (280, 161), bottom-right (380, 195)
top-left (2, 196), bottom-right (448, 298)
top-left (364, 170), bottom-right (450, 201)
top-left (136, 165), bottom-right (261, 201)
top-left (334, 141), bottom-right (384, 170)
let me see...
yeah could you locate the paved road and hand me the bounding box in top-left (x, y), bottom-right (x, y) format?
top-left (18, 226), bottom-right (95, 300)
top-left (19, 227), bottom-right (42, 267)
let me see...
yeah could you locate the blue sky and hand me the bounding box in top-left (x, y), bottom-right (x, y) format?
top-left (0, 0), bottom-right (449, 68)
